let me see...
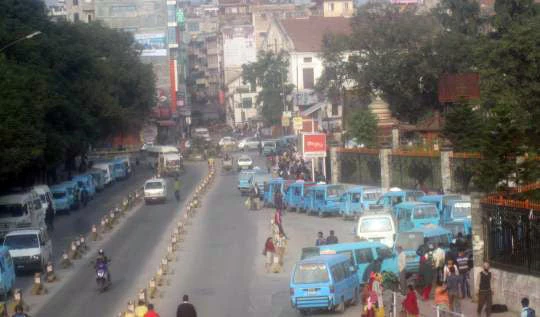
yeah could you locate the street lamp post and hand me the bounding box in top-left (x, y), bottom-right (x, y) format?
top-left (0, 31), bottom-right (42, 53)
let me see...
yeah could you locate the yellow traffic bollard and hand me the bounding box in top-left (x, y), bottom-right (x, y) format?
top-left (91, 224), bottom-right (100, 241)
top-left (46, 262), bottom-right (57, 283)
top-left (68, 241), bottom-right (80, 260)
top-left (137, 288), bottom-right (148, 305)
top-left (148, 278), bottom-right (158, 299)
top-left (161, 257), bottom-right (169, 275)
top-left (31, 272), bottom-right (47, 295)
top-left (61, 251), bottom-right (72, 268)
top-left (155, 268), bottom-right (164, 286)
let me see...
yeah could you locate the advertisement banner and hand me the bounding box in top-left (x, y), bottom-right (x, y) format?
top-left (293, 117), bottom-right (303, 131)
top-left (301, 133), bottom-right (327, 158)
top-left (135, 33), bottom-right (167, 57)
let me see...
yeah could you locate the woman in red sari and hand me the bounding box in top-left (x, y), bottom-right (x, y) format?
top-left (402, 285), bottom-right (420, 317)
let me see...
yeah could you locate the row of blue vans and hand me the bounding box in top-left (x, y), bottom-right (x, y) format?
top-left (50, 157), bottom-right (132, 214)
top-left (290, 223), bottom-right (458, 314)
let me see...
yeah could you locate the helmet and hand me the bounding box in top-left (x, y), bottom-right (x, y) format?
top-left (98, 249), bottom-right (104, 255)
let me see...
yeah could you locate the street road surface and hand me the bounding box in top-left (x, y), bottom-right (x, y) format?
top-left (33, 163), bottom-right (205, 317)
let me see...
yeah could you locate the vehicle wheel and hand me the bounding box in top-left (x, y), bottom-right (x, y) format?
top-left (342, 213), bottom-right (348, 221)
top-left (334, 300), bottom-right (345, 314)
top-left (297, 309), bottom-right (308, 316)
top-left (318, 210), bottom-right (324, 217)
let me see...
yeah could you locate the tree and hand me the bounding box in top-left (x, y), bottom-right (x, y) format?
top-left (347, 109), bottom-right (378, 148)
top-left (242, 50), bottom-right (294, 125)
top-left (0, 0), bottom-right (155, 187)
top-left (442, 103), bottom-right (486, 151)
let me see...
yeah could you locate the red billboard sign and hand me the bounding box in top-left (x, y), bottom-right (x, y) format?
top-left (301, 133), bottom-right (327, 158)
top-left (438, 73), bottom-right (480, 103)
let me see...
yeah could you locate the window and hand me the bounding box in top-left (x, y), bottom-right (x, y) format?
top-left (413, 206), bottom-right (438, 219)
top-left (376, 247), bottom-right (393, 260)
top-left (354, 248), bottom-right (374, 264)
top-left (294, 187), bottom-right (301, 195)
top-left (303, 57), bottom-right (312, 63)
top-left (167, 5), bottom-right (176, 21)
top-left (188, 22), bottom-right (199, 32)
top-left (241, 97), bottom-right (252, 108)
top-left (110, 5), bottom-right (137, 17)
top-left (351, 193), bottom-right (361, 203)
top-left (168, 27), bottom-right (177, 44)
top-left (259, 32), bottom-right (267, 37)
top-left (359, 218), bottom-right (393, 233)
top-left (331, 264), bottom-right (345, 282)
top-left (344, 2), bottom-right (349, 9)
top-left (73, 13), bottom-right (79, 22)
top-left (332, 103), bottom-right (339, 116)
top-left (302, 68), bottom-right (314, 89)
top-left (87, 14), bottom-right (92, 22)
top-left (330, 3), bottom-right (335, 11)
top-left (315, 191), bottom-right (325, 201)
top-left (294, 263), bottom-right (329, 283)
top-left (73, 0), bottom-right (78, 5)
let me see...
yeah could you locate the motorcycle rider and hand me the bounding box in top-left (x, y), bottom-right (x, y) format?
top-left (95, 249), bottom-right (111, 282)
top-left (174, 177), bottom-right (181, 201)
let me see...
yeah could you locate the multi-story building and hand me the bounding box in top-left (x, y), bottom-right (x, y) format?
top-left (65, 0), bottom-right (95, 22)
top-left (322, 0), bottom-right (354, 17)
top-left (250, 2), bottom-right (311, 51)
top-left (48, 0), bottom-right (68, 21)
top-left (222, 24), bottom-right (257, 84)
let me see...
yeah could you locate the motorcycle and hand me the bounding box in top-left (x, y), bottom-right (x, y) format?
top-left (95, 262), bottom-right (110, 292)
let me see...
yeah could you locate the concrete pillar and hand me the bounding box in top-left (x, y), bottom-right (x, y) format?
top-left (391, 126), bottom-right (400, 150)
top-left (470, 193), bottom-right (485, 301)
top-left (330, 147), bottom-right (340, 184)
top-left (379, 144), bottom-right (392, 191)
top-left (440, 147), bottom-right (453, 193)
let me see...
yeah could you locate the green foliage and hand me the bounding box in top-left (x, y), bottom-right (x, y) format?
top-left (0, 0), bottom-right (155, 185)
top-left (242, 50), bottom-right (294, 125)
top-left (442, 104), bottom-right (486, 151)
top-left (347, 109), bottom-right (378, 148)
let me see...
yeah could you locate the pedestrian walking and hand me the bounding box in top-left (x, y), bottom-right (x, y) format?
top-left (315, 231), bottom-right (326, 246)
top-left (402, 285), bottom-right (419, 317)
top-left (11, 305), bottom-right (28, 317)
top-left (418, 253), bottom-right (434, 300)
top-left (262, 237), bottom-right (275, 273)
top-left (274, 190), bottom-right (284, 213)
top-left (477, 262), bottom-right (493, 317)
top-left (456, 250), bottom-right (471, 298)
top-left (433, 243), bottom-right (446, 282)
top-left (275, 232), bottom-right (287, 267)
top-left (274, 210), bottom-right (287, 238)
top-left (176, 295), bottom-right (197, 317)
top-left (45, 196), bottom-right (55, 231)
top-left (446, 266), bottom-right (461, 313)
top-left (325, 230), bottom-right (338, 244)
top-left (434, 280), bottom-right (450, 316)
top-left (521, 297), bottom-right (536, 317)
top-left (397, 246), bottom-right (408, 295)
top-left (443, 258), bottom-right (459, 282)
top-left (144, 304), bottom-right (160, 317)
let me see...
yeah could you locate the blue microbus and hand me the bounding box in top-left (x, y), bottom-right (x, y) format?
top-left (290, 254), bottom-right (360, 314)
top-left (339, 186), bottom-right (382, 219)
top-left (393, 201), bottom-right (440, 232)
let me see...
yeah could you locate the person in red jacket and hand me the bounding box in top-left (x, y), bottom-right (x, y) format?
top-left (402, 285), bottom-right (420, 317)
top-left (144, 304), bottom-right (160, 317)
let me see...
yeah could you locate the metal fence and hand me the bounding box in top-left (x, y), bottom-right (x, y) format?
top-left (390, 152), bottom-right (442, 192)
top-left (450, 153), bottom-right (481, 194)
top-left (481, 202), bottom-right (540, 276)
top-left (338, 150), bottom-right (381, 186)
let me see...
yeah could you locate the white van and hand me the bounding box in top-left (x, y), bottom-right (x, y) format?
top-left (4, 228), bottom-right (52, 272)
top-left (356, 211), bottom-right (397, 248)
top-left (93, 162), bottom-right (113, 185)
top-left (0, 191), bottom-right (46, 237)
top-left (33, 185), bottom-right (56, 215)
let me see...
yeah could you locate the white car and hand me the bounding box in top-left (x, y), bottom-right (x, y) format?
top-left (237, 155), bottom-right (253, 171)
top-left (4, 228), bottom-right (52, 272)
top-left (218, 136), bottom-right (237, 147)
top-left (144, 178), bottom-right (167, 204)
top-left (238, 137), bottom-right (260, 151)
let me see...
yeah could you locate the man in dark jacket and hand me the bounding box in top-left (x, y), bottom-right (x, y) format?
top-left (177, 294), bottom-right (197, 317)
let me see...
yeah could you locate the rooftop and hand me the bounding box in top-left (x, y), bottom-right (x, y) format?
top-left (280, 16), bottom-right (351, 52)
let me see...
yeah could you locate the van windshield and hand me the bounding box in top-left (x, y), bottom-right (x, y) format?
top-left (452, 203), bottom-right (471, 218)
top-left (52, 192), bottom-right (66, 199)
top-left (327, 187), bottom-right (342, 197)
top-left (145, 182), bottom-right (163, 190)
top-left (360, 218), bottom-right (392, 233)
top-left (413, 206), bottom-right (438, 219)
top-left (294, 263), bottom-right (329, 284)
top-left (396, 232), bottom-right (424, 251)
top-left (363, 192), bottom-right (379, 201)
top-left (0, 204), bottom-right (27, 218)
top-left (4, 234), bottom-right (39, 249)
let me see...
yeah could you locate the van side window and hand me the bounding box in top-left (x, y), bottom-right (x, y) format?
top-left (294, 187), bottom-right (301, 195)
top-left (351, 193), bottom-right (361, 203)
top-left (331, 264), bottom-right (345, 282)
top-left (315, 191), bottom-right (324, 200)
top-left (0, 259), bottom-right (4, 274)
top-left (376, 247), bottom-right (392, 260)
top-left (354, 248), bottom-right (374, 264)
top-left (34, 199), bottom-right (42, 210)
